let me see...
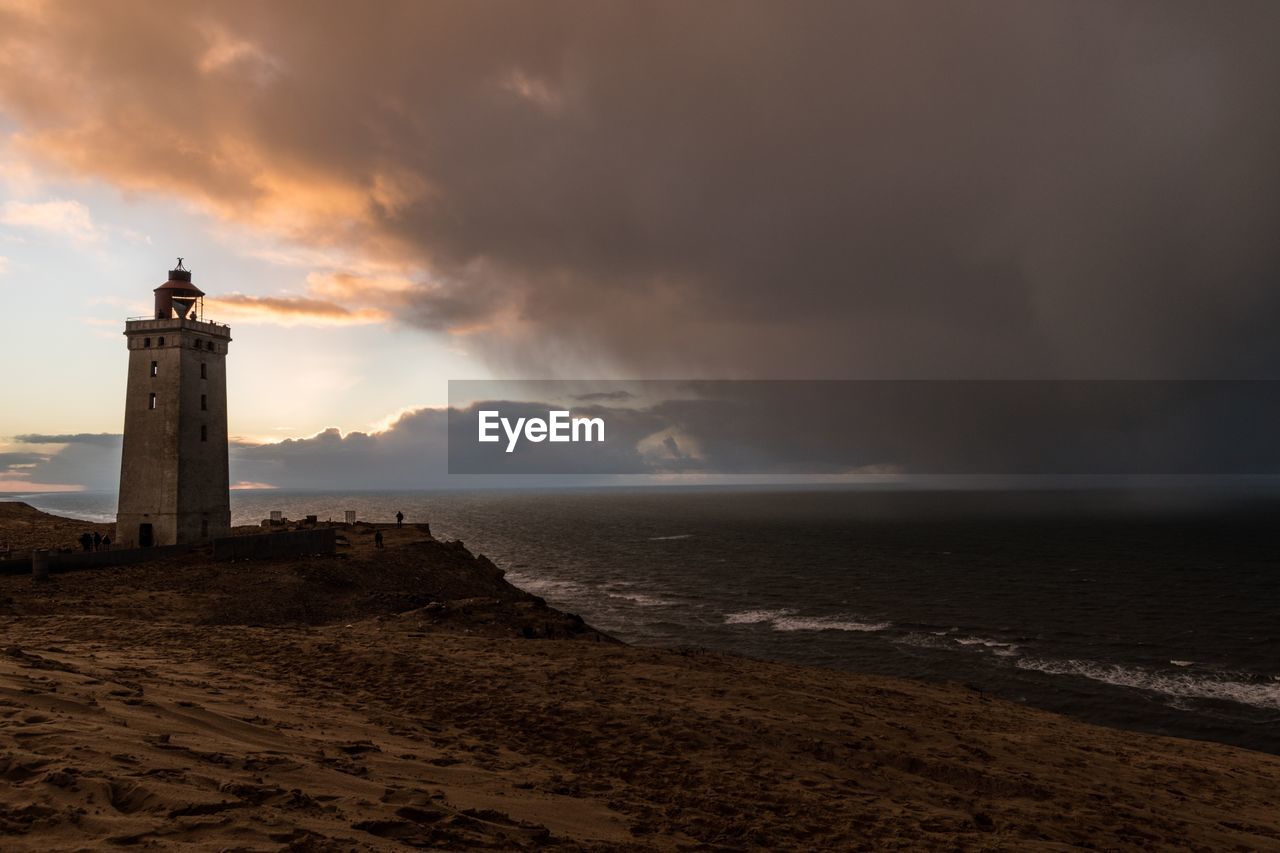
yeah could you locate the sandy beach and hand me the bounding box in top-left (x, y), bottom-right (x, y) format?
top-left (2, 502), bottom-right (1279, 850)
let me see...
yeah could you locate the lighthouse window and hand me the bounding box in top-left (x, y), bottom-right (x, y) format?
top-left (200, 425), bottom-right (208, 442)
top-left (144, 337), bottom-right (151, 348)
top-left (206, 341), bottom-right (214, 351)
top-left (158, 337), bottom-right (165, 346)
top-left (200, 363), bottom-right (207, 379)
top-left (200, 394), bottom-right (207, 411)
top-left (148, 393), bottom-right (156, 410)
top-left (150, 361), bottom-right (158, 377)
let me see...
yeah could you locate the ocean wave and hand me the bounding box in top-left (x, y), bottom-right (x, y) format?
top-left (501, 574), bottom-right (588, 601)
top-left (597, 581), bottom-right (680, 607)
top-left (508, 575), bottom-right (678, 609)
top-left (1016, 658), bottom-right (1280, 711)
top-left (724, 608), bottom-right (795, 625)
top-left (649, 533), bottom-right (694, 541)
top-left (604, 590), bottom-right (677, 607)
top-left (895, 633), bottom-right (1018, 656)
top-left (723, 609), bottom-right (890, 632)
top-left (895, 632), bottom-right (950, 650)
top-left (954, 636), bottom-right (1020, 656)
top-left (771, 616), bottom-right (892, 633)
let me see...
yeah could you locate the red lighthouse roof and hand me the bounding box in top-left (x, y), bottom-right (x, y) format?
top-left (154, 279), bottom-right (205, 297)
top-left (155, 258), bottom-right (204, 297)
top-left (154, 258), bottom-right (204, 319)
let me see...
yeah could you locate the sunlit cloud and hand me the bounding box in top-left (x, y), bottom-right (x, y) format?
top-left (12, 127), bottom-right (415, 263)
top-left (230, 480), bottom-right (278, 490)
top-left (0, 152), bottom-right (42, 197)
top-left (368, 404), bottom-right (429, 434)
top-left (305, 270), bottom-right (416, 301)
top-left (207, 293), bottom-right (389, 327)
top-left (0, 198), bottom-right (100, 244)
top-left (229, 435), bottom-right (280, 446)
top-left (0, 479), bottom-right (83, 492)
top-left (501, 68), bottom-right (566, 112)
top-left (197, 22), bottom-right (280, 84)
top-left (199, 269), bottom-right (414, 331)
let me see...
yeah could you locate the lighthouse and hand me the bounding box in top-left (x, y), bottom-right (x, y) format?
top-left (116, 260), bottom-right (232, 547)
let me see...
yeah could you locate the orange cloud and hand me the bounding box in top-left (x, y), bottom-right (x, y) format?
top-left (0, 479), bottom-right (83, 492)
top-left (207, 294), bottom-right (389, 327)
top-left (0, 5), bottom-right (422, 262)
top-left (196, 22), bottom-right (279, 82)
top-left (304, 271), bottom-right (416, 301)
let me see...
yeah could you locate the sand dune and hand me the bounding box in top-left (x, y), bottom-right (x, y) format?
top-left (1, 623), bottom-right (631, 849)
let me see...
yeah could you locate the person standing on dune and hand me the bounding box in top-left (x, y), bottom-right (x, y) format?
top-left (395, 511), bottom-right (404, 528)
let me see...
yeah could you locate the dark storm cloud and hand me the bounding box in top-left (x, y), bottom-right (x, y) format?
top-left (228, 410), bottom-right (450, 489)
top-left (573, 391), bottom-right (635, 403)
top-left (3, 1), bottom-right (1280, 378)
top-left (0, 452), bottom-right (48, 467)
top-left (6, 435), bottom-right (124, 491)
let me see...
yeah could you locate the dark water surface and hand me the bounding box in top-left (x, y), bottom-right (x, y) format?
top-left (22, 487), bottom-right (1280, 754)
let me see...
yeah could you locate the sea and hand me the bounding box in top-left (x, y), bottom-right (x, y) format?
top-left (17, 486), bottom-right (1280, 755)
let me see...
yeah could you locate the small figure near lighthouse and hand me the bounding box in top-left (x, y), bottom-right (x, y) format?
top-left (116, 260), bottom-right (232, 547)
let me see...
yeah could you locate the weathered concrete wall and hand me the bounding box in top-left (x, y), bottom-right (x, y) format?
top-left (211, 527), bottom-right (337, 561)
top-left (0, 542), bottom-right (195, 576)
top-left (177, 322), bottom-right (230, 543)
top-left (117, 316), bottom-right (232, 548)
top-left (1, 528), bottom-right (335, 575)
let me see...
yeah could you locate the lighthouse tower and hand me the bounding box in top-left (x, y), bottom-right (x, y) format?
top-left (116, 260), bottom-right (232, 547)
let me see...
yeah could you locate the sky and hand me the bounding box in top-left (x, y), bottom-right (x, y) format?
top-left (2, 1), bottom-right (1279, 491)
